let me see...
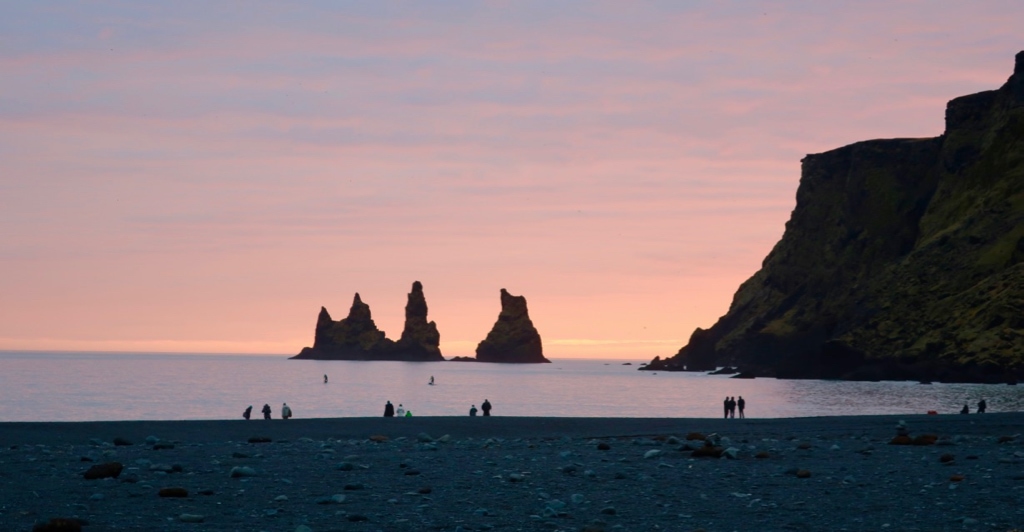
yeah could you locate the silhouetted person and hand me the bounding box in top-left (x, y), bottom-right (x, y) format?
top-left (384, 400), bottom-right (395, 417)
top-left (960, 403), bottom-right (969, 415)
top-left (396, 404), bottom-right (405, 417)
top-left (737, 396), bottom-right (746, 419)
top-left (723, 396), bottom-right (729, 419)
top-left (281, 403), bottom-right (292, 419)
top-left (243, 405), bottom-right (252, 420)
top-left (482, 399), bottom-right (492, 416)
top-left (728, 397), bottom-right (736, 418)
top-left (324, 374), bottom-right (328, 384)
top-left (977, 399), bottom-right (987, 413)
top-left (430, 375), bottom-right (434, 385)
top-left (262, 403), bottom-right (272, 419)
top-left (470, 405), bottom-right (478, 416)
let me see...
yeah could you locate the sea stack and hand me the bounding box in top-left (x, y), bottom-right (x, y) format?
top-left (475, 289), bottom-right (549, 363)
top-left (292, 294), bottom-right (394, 360)
top-left (393, 281), bottom-right (444, 361)
top-left (643, 51), bottom-right (1024, 383)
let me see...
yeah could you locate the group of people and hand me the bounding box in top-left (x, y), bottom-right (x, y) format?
top-left (961, 398), bottom-right (987, 414)
top-left (469, 399), bottom-right (492, 416)
top-left (383, 400), bottom-right (413, 417)
top-left (723, 396), bottom-right (745, 418)
top-left (243, 403), bottom-right (292, 420)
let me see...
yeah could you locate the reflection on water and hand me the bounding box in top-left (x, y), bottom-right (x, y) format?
top-left (1, 352), bottom-right (1022, 421)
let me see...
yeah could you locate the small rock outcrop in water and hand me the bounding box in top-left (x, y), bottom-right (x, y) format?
top-left (292, 282), bottom-right (443, 361)
top-left (643, 51), bottom-right (1024, 383)
top-left (475, 289), bottom-right (549, 363)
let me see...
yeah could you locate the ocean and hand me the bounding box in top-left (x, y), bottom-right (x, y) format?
top-left (1, 351), bottom-right (1021, 422)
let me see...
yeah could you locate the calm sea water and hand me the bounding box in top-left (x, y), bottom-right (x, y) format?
top-left (1, 351), bottom-right (1022, 422)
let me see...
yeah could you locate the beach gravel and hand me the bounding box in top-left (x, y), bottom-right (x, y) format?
top-left (2, 414), bottom-right (1024, 531)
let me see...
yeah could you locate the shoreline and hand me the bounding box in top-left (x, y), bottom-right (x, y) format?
top-left (4, 412), bottom-right (1024, 446)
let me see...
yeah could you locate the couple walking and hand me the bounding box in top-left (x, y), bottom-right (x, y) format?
top-left (723, 396), bottom-right (745, 419)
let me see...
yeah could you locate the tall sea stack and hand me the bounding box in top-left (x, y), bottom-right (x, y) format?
top-left (393, 281), bottom-right (444, 361)
top-left (644, 51), bottom-right (1024, 383)
top-left (475, 289), bottom-right (549, 363)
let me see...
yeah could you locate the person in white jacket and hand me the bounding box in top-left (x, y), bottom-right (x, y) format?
top-left (281, 403), bottom-right (293, 419)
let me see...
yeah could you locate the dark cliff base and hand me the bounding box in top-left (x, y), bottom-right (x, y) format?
top-left (645, 52), bottom-right (1024, 383)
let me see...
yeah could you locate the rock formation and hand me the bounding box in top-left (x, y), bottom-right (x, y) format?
top-left (644, 51), bottom-right (1024, 383)
top-left (393, 281), bottom-right (444, 361)
top-left (475, 289), bottom-right (549, 363)
top-left (292, 282), bottom-right (443, 361)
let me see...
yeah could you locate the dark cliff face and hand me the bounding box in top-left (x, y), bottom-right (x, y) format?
top-left (645, 51), bottom-right (1024, 383)
top-left (475, 289), bottom-right (549, 363)
top-left (292, 282), bottom-right (443, 361)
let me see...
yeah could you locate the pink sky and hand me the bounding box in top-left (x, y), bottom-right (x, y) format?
top-left (1, 2), bottom-right (1022, 359)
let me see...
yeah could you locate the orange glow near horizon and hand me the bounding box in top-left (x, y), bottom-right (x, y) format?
top-left (1, 3), bottom-right (1021, 359)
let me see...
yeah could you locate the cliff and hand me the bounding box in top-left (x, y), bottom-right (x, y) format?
top-left (475, 289), bottom-right (550, 363)
top-left (644, 51), bottom-right (1024, 383)
top-left (292, 282), bottom-right (443, 361)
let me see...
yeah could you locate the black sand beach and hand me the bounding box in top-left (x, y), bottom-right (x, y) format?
top-left (4, 414), bottom-right (1024, 531)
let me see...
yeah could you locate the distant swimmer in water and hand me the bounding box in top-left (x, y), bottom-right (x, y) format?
top-left (429, 376), bottom-right (434, 385)
top-left (324, 374), bottom-right (328, 384)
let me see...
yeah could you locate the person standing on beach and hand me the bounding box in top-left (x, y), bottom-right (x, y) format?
top-left (396, 404), bottom-right (405, 417)
top-left (960, 403), bottom-right (970, 414)
top-left (384, 400), bottom-right (395, 417)
top-left (728, 397), bottom-right (736, 418)
top-left (324, 374), bottom-right (328, 384)
top-left (261, 403), bottom-right (272, 419)
top-left (977, 399), bottom-right (987, 413)
top-left (243, 405), bottom-right (252, 420)
top-left (482, 399), bottom-right (492, 416)
top-left (470, 405), bottom-right (478, 416)
top-left (281, 403), bottom-right (292, 419)
top-left (723, 397), bottom-right (729, 419)
top-left (737, 396), bottom-right (746, 418)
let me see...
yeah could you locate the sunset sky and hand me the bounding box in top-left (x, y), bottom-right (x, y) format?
top-left (2, 2), bottom-right (1022, 359)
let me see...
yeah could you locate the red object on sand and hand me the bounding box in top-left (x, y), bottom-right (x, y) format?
top-left (927, 410), bottom-right (938, 415)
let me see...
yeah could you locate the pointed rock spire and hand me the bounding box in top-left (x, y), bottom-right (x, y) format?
top-left (395, 281), bottom-right (443, 361)
top-left (293, 283), bottom-right (444, 361)
top-left (475, 289), bottom-right (549, 363)
top-left (291, 293), bottom-right (393, 360)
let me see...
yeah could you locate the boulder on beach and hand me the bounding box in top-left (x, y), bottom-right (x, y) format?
top-left (475, 289), bottom-right (549, 363)
top-left (83, 462), bottom-right (123, 480)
